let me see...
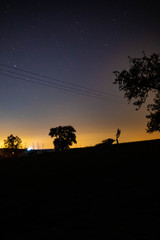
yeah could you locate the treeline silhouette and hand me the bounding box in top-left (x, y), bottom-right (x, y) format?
top-left (0, 127), bottom-right (121, 158)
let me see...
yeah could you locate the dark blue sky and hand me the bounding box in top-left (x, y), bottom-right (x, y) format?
top-left (0, 0), bottom-right (160, 148)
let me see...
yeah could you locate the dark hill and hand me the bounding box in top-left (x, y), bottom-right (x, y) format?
top-left (0, 139), bottom-right (160, 239)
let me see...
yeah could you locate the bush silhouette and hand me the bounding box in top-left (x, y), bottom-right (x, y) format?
top-left (95, 138), bottom-right (115, 147)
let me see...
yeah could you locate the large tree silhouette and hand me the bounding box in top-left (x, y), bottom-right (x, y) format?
top-left (113, 52), bottom-right (160, 133)
top-left (49, 126), bottom-right (77, 151)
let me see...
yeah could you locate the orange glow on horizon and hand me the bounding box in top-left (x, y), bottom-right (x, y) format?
top-left (0, 131), bottom-right (159, 149)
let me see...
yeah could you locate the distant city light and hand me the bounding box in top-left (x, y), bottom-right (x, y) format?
top-left (27, 147), bottom-right (33, 151)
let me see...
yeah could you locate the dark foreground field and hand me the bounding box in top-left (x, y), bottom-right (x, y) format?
top-left (0, 140), bottom-right (160, 239)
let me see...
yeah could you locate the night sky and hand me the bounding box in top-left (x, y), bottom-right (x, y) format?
top-left (0, 0), bottom-right (160, 149)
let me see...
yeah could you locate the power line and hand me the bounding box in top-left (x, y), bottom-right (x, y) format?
top-left (0, 63), bottom-right (123, 100)
top-left (0, 69), bottom-right (125, 104)
top-left (0, 71), bottom-right (125, 104)
top-left (0, 65), bottom-right (126, 104)
top-left (0, 68), bottom-right (124, 102)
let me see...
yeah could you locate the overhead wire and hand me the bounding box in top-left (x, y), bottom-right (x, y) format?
top-left (0, 63), bottom-right (126, 104)
top-left (0, 67), bottom-right (123, 102)
top-left (0, 63), bottom-right (123, 100)
top-left (0, 63), bottom-right (124, 100)
top-left (0, 71), bottom-right (125, 104)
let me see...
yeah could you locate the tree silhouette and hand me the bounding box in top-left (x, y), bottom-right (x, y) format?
top-left (146, 92), bottom-right (160, 133)
top-left (49, 126), bottom-right (77, 151)
top-left (113, 52), bottom-right (160, 133)
top-left (4, 134), bottom-right (22, 149)
top-left (116, 128), bottom-right (121, 144)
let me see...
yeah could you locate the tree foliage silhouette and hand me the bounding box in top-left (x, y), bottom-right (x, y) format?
top-left (114, 52), bottom-right (160, 133)
top-left (146, 93), bottom-right (160, 133)
top-left (49, 126), bottom-right (77, 151)
top-left (4, 134), bottom-right (22, 149)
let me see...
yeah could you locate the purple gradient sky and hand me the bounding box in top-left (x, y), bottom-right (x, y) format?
top-left (0, 0), bottom-right (160, 148)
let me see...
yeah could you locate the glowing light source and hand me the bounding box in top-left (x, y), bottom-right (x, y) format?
top-left (27, 147), bottom-right (33, 151)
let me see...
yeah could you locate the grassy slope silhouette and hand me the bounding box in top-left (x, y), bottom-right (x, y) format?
top-left (0, 139), bottom-right (159, 239)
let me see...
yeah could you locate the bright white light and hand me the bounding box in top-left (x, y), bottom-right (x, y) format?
top-left (27, 147), bottom-right (33, 151)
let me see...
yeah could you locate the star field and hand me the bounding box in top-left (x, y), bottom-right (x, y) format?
top-left (0, 0), bottom-right (160, 148)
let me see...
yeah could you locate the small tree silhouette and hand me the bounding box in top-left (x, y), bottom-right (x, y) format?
top-left (4, 134), bottom-right (22, 149)
top-left (49, 125), bottom-right (77, 151)
top-left (3, 134), bottom-right (22, 156)
top-left (116, 128), bottom-right (121, 144)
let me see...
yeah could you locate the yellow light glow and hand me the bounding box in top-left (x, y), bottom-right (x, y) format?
top-left (0, 131), bottom-right (159, 150)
